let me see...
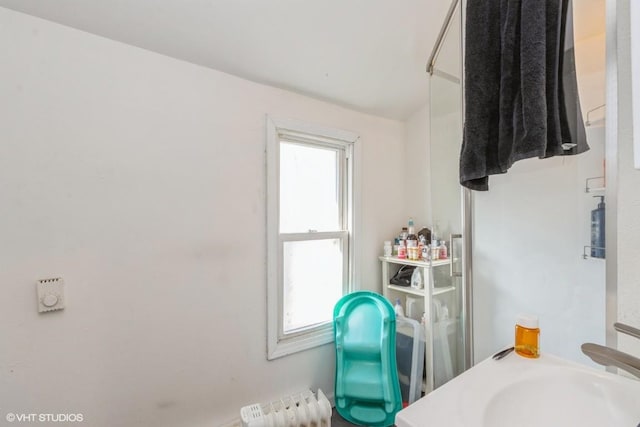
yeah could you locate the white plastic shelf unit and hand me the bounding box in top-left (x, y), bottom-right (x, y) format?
top-left (379, 256), bottom-right (456, 394)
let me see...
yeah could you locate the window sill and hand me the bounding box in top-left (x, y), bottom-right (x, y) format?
top-left (267, 322), bottom-right (334, 360)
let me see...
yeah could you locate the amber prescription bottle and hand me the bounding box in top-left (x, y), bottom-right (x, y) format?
top-left (515, 314), bottom-right (540, 358)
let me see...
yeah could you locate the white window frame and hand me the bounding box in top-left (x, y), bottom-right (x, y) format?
top-left (266, 115), bottom-right (360, 360)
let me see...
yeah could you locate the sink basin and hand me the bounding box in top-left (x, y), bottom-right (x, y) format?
top-left (396, 352), bottom-right (640, 427)
top-left (483, 367), bottom-right (639, 426)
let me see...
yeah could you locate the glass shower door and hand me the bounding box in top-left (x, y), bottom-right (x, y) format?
top-left (427, 0), bottom-right (468, 389)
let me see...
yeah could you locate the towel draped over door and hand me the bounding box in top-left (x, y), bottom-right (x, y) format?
top-left (460, 0), bottom-right (588, 191)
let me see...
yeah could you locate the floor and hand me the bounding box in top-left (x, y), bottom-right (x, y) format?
top-left (331, 408), bottom-right (399, 427)
top-left (330, 409), bottom-right (359, 426)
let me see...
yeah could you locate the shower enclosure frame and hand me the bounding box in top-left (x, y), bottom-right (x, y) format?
top-left (427, 0), bottom-right (474, 370)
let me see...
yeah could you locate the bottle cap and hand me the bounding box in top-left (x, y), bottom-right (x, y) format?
top-left (516, 314), bottom-right (539, 329)
top-left (384, 241), bottom-right (391, 246)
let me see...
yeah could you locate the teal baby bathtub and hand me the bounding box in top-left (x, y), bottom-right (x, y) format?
top-left (333, 291), bottom-right (402, 427)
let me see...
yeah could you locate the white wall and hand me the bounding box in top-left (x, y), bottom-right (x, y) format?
top-left (429, 78), bottom-right (463, 240)
top-left (404, 102), bottom-right (431, 228)
top-left (613, 0), bottom-right (640, 361)
top-left (404, 79), bottom-right (463, 240)
top-left (0, 8), bottom-right (406, 427)
top-left (472, 33), bottom-right (607, 363)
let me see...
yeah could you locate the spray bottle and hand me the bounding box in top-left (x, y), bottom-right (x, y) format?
top-left (591, 196), bottom-right (605, 258)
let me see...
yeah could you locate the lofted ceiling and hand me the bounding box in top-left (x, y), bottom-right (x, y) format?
top-left (0, 0), bottom-right (451, 120)
top-left (0, 0), bottom-right (605, 121)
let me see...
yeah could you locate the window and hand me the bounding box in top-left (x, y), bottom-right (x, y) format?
top-left (266, 116), bottom-right (359, 359)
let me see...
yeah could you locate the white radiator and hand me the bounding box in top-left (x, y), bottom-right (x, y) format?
top-left (240, 389), bottom-right (331, 427)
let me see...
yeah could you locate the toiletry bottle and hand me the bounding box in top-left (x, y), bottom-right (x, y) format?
top-left (421, 244), bottom-right (430, 261)
top-left (400, 227), bottom-right (408, 247)
top-left (383, 241), bottom-right (392, 257)
top-left (590, 196), bottom-right (605, 258)
top-left (406, 219), bottom-right (418, 260)
top-left (515, 314), bottom-right (540, 358)
top-left (394, 298), bottom-right (405, 317)
top-left (394, 237), bottom-right (401, 256)
top-left (417, 235), bottom-right (426, 260)
top-left (431, 222), bottom-right (439, 260)
top-left (398, 243), bottom-right (407, 259)
top-left (410, 268), bottom-right (423, 289)
top-left (406, 218), bottom-right (418, 249)
top-left (439, 240), bottom-right (448, 259)
top-left (431, 243), bottom-right (440, 260)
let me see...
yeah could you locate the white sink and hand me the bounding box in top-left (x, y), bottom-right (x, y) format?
top-left (396, 352), bottom-right (640, 427)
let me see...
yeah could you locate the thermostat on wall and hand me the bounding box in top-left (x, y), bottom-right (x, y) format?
top-left (37, 277), bottom-right (65, 313)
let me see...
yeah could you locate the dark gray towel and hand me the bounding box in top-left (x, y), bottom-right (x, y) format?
top-left (460, 0), bottom-right (588, 191)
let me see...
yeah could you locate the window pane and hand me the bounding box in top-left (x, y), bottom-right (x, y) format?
top-left (283, 238), bottom-right (343, 333)
top-left (280, 142), bottom-right (340, 232)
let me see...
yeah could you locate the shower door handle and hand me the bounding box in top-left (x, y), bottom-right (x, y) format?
top-left (449, 234), bottom-right (462, 277)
